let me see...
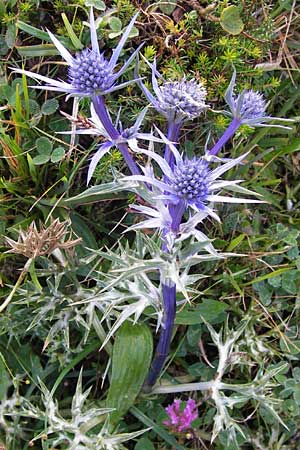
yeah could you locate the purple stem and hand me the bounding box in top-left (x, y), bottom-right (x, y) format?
top-left (143, 283), bottom-right (177, 392)
top-left (144, 200), bottom-right (185, 391)
top-left (170, 200), bottom-right (186, 232)
top-left (164, 121), bottom-right (181, 169)
top-left (92, 95), bottom-right (140, 175)
top-left (208, 117), bottom-right (241, 156)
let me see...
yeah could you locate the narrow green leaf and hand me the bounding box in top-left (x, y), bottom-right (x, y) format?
top-left (17, 21), bottom-right (71, 46)
top-left (0, 352), bottom-right (10, 400)
top-left (5, 22), bottom-right (16, 49)
top-left (64, 182), bottom-right (128, 206)
top-left (0, 0), bottom-right (6, 18)
top-left (226, 233), bottom-right (246, 252)
top-left (244, 267), bottom-right (293, 286)
top-left (16, 44), bottom-right (63, 57)
top-left (50, 341), bottom-right (100, 397)
top-left (14, 81), bottom-right (23, 123)
top-left (70, 212), bottom-right (98, 249)
top-left (21, 72), bottom-right (30, 120)
top-left (106, 321), bottom-right (153, 428)
top-left (27, 154), bottom-right (38, 182)
top-left (61, 13), bottom-right (84, 50)
top-left (227, 273), bottom-right (243, 296)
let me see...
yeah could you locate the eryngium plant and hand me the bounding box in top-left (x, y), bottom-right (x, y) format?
top-left (12, 6), bottom-right (293, 444)
top-left (6, 370), bottom-right (148, 450)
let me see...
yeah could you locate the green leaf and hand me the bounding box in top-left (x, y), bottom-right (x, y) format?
top-left (253, 282), bottom-right (273, 306)
top-left (50, 147), bottom-right (65, 163)
top-left (106, 321), bottom-right (153, 428)
top-left (85, 0), bottom-right (106, 10)
top-left (5, 343), bottom-right (43, 383)
top-left (28, 99), bottom-right (40, 116)
top-left (175, 299), bottom-right (229, 325)
top-left (220, 5), bottom-right (244, 35)
top-left (159, 0), bottom-right (177, 15)
top-left (70, 212), bottom-right (98, 249)
top-left (17, 21), bottom-right (71, 46)
top-left (129, 26), bottom-right (139, 38)
top-left (108, 21), bottom-right (139, 39)
top-left (134, 437), bottom-right (155, 450)
top-left (41, 98), bottom-right (59, 115)
top-left (0, 35), bottom-right (8, 55)
top-left (226, 233), bottom-right (246, 251)
top-left (32, 154), bottom-right (50, 165)
top-left (0, 353), bottom-right (10, 400)
top-left (281, 270), bottom-right (299, 295)
top-left (108, 31), bottom-right (122, 39)
top-left (36, 137), bottom-right (53, 155)
top-left (16, 44), bottom-right (63, 57)
top-left (5, 23), bottom-right (16, 49)
top-left (27, 154), bottom-right (38, 183)
top-left (267, 275), bottom-right (281, 288)
top-left (244, 267), bottom-right (293, 285)
top-left (61, 13), bottom-right (84, 50)
top-left (293, 384), bottom-right (300, 403)
top-left (109, 17), bottom-right (122, 33)
top-left (64, 182), bottom-right (129, 207)
top-left (0, 0), bottom-right (6, 18)
top-left (280, 338), bottom-right (300, 355)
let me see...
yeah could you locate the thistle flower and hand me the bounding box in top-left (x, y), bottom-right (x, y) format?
top-left (12, 9), bottom-right (140, 98)
top-left (67, 104), bottom-right (170, 184)
top-left (224, 69), bottom-right (294, 128)
top-left (125, 134), bottom-right (262, 222)
top-left (163, 398), bottom-right (198, 432)
top-left (137, 59), bottom-right (208, 124)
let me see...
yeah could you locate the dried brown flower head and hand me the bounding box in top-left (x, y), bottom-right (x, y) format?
top-left (5, 219), bottom-right (81, 259)
top-left (60, 110), bottom-right (95, 129)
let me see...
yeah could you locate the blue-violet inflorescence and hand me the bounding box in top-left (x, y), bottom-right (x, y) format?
top-left (156, 79), bottom-right (208, 123)
top-left (232, 90), bottom-right (267, 121)
top-left (137, 59), bottom-right (208, 124)
top-left (12, 9), bottom-right (140, 98)
top-left (171, 158), bottom-right (210, 203)
top-left (68, 50), bottom-right (112, 95)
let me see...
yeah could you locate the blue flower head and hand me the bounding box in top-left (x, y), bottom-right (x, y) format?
top-left (171, 158), bottom-right (210, 206)
top-left (124, 127), bottom-right (263, 221)
top-left (62, 104), bottom-right (169, 184)
top-left (12, 9), bottom-right (140, 98)
top-left (232, 90), bottom-right (267, 121)
top-left (225, 69), bottom-right (293, 128)
top-left (137, 58), bottom-right (208, 124)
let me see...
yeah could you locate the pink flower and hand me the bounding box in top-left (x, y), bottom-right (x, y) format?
top-left (163, 398), bottom-right (198, 432)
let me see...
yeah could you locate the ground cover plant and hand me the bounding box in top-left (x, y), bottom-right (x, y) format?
top-left (1, 0), bottom-right (300, 449)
